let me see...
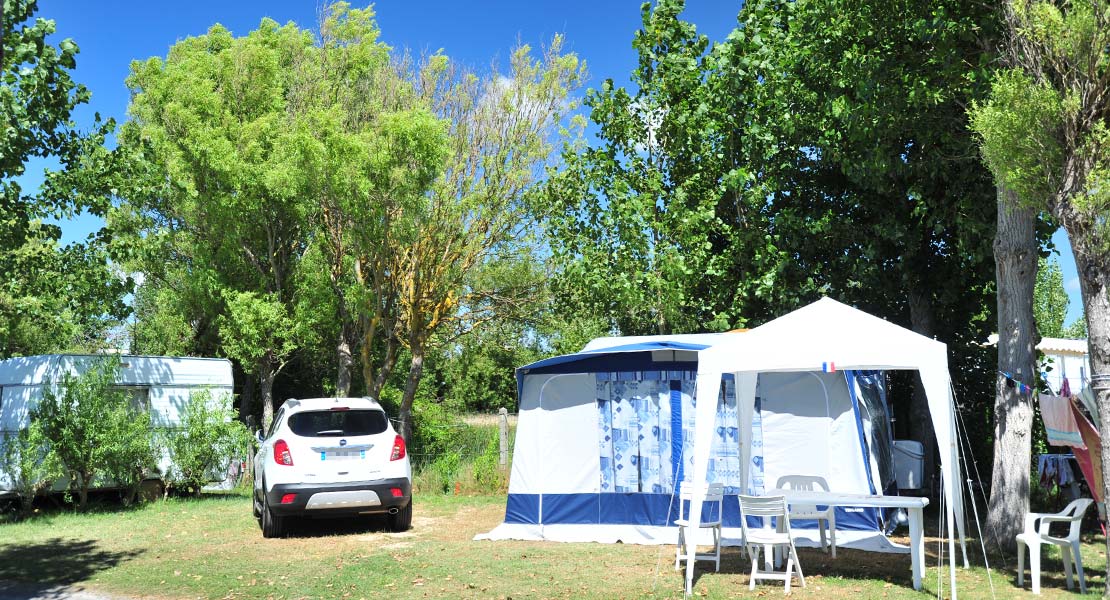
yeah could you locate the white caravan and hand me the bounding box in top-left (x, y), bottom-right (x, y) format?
top-left (0, 354), bottom-right (235, 498)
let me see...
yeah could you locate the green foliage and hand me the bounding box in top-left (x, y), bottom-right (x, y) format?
top-left (971, 69), bottom-right (1065, 206)
top-left (542, 0), bottom-right (750, 334)
top-left (99, 399), bottom-right (160, 506)
top-left (129, 283), bottom-right (197, 356)
top-left (472, 427), bottom-right (508, 493)
top-left (0, 421), bottom-right (63, 517)
top-left (32, 356), bottom-right (157, 509)
top-left (0, 0), bottom-right (131, 357)
top-left (1034, 257), bottom-right (1069, 338)
top-left (969, 0), bottom-right (1110, 253)
top-left (218, 291), bottom-right (300, 376)
top-left (1063, 316), bottom-right (1088, 338)
top-left (164, 390), bottom-right (251, 496)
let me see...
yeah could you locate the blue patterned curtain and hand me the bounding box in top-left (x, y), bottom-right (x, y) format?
top-left (598, 372), bottom-right (749, 495)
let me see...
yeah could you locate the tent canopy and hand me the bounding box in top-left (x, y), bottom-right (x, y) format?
top-left (690, 297), bottom-right (964, 561)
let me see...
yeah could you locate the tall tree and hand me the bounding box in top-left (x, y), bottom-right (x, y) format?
top-left (384, 39), bottom-right (584, 438)
top-left (1, 0), bottom-right (130, 356)
top-left (1035, 256), bottom-right (1069, 338)
top-left (121, 19), bottom-right (314, 428)
top-left (971, 0), bottom-right (1110, 561)
top-left (542, 0), bottom-right (758, 335)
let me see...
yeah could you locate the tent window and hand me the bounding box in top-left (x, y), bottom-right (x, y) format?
top-left (597, 378), bottom-right (672, 493)
top-left (597, 372), bottom-right (741, 495)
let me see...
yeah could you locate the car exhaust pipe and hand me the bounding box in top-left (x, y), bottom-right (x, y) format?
top-left (388, 507), bottom-right (399, 515)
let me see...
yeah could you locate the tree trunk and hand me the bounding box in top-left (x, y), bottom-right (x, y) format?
top-left (260, 361), bottom-right (276, 432)
top-left (370, 335), bottom-right (399, 400)
top-left (986, 186), bottom-right (1037, 552)
top-left (1060, 217), bottom-right (1110, 590)
top-left (240, 374), bottom-right (254, 428)
top-left (78, 470), bottom-right (91, 511)
top-left (398, 346), bottom-right (425, 442)
top-left (336, 327), bottom-right (353, 398)
top-left (907, 287), bottom-right (939, 495)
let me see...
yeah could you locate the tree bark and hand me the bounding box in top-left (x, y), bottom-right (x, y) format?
top-left (77, 469), bottom-right (91, 511)
top-left (260, 360), bottom-right (276, 432)
top-left (986, 185), bottom-right (1037, 552)
top-left (336, 325), bottom-right (353, 398)
top-left (398, 346), bottom-right (424, 442)
top-left (370, 335), bottom-right (399, 400)
top-left (907, 287), bottom-right (939, 495)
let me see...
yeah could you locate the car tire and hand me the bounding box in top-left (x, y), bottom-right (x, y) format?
top-left (260, 486), bottom-right (287, 538)
top-left (387, 500), bottom-right (412, 532)
top-left (252, 490), bottom-right (262, 519)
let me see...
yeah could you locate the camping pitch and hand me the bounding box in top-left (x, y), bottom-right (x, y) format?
top-left (477, 298), bottom-right (968, 594)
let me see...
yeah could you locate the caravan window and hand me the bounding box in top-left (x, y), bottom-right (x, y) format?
top-left (113, 386), bottom-right (150, 412)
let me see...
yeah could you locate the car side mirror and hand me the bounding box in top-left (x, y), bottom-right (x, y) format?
top-left (255, 430), bottom-right (265, 444)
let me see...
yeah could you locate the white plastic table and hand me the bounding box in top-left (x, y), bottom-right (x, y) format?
top-left (768, 489), bottom-right (930, 590)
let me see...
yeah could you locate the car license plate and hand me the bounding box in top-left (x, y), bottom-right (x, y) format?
top-left (321, 450), bottom-right (364, 461)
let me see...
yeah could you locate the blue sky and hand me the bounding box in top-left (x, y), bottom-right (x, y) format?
top-left (32, 0), bottom-right (1085, 326)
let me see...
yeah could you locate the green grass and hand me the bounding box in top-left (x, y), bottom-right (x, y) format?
top-left (0, 492), bottom-right (1106, 599)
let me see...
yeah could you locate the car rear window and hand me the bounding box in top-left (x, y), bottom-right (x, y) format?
top-left (288, 409), bottom-right (389, 437)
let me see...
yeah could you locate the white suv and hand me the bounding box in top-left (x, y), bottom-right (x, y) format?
top-left (252, 397), bottom-right (412, 538)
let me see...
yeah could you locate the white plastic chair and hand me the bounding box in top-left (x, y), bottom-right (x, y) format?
top-left (739, 494), bottom-right (805, 594)
top-left (674, 481), bottom-right (724, 577)
top-left (776, 475), bottom-right (836, 558)
top-left (1016, 498), bottom-right (1092, 594)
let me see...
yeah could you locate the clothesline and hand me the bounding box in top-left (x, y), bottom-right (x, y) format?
top-left (998, 370), bottom-right (1039, 395)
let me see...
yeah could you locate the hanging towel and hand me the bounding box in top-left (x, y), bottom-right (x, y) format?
top-left (1072, 401), bottom-right (1104, 503)
top-left (1039, 394), bottom-right (1085, 448)
top-left (1059, 378), bottom-right (1072, 397)
top-left (1079, 385), bottom-right (1101, 430)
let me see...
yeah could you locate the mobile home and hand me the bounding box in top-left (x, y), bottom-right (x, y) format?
top-left (0, 354), bottom-right (235, 497)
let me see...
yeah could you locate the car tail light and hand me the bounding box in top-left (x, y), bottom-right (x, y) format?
top-left (330, 406), bottom-right (350, 411)
top-left (280, 493), bottom-right (297, 504)
top-left (273, 439), bottom-right (294, 466)
top-left (390, 487), bottom-right (403, 498)
top-left (390, 435), bottom-right (406, 461)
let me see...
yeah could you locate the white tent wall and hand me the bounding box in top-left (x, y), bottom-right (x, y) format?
top-left (759, 372), bottom-right (873, 495)
top-left (511, 373), bottom-right (599, 497)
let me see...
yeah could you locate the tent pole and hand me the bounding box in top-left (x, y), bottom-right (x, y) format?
top-left (952, 438), bottom-right (970, 567)
top-left (951, 395), bottom-right (970, 568)
top-left (946, 467), bottom-right (959, 600)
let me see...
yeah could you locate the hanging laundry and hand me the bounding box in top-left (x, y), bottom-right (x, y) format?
top-left (1039, 394), bottom-right (1086, 448)
top-left (1060, 378), bottom-right (1072, 397)
top-left (1038, 454), bottom-right (1076, 489)
top-left (1072, 401), bottom-right (1104, 503)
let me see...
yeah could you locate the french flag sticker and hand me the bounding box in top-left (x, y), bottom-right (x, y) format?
top-left (822, 362), bottom-right (836, 373)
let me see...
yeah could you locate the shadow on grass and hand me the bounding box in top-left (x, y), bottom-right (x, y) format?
top-left (282, 514), bottom-right (394, 538)
top-left (0, 538), bottom-right (143, 585)
top-left (697, 546), bottom-right (918, 587)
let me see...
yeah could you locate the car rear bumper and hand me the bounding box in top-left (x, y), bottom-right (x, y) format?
top-left (266, 478), bottom-right (411, 516)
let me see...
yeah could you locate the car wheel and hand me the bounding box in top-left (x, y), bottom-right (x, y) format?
top-left (387, 500), bottom-right (412, 532)
top-left (252, 489), bottom-right (262, 519)
top-left (260, 487), bottom-right (286, 538)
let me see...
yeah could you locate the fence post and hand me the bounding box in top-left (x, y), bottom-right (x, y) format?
top-left (498, 407), bottom-right (509, 467)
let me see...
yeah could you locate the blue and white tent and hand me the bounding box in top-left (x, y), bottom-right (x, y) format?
top-left (478, 298), bottom-right (967, 558)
